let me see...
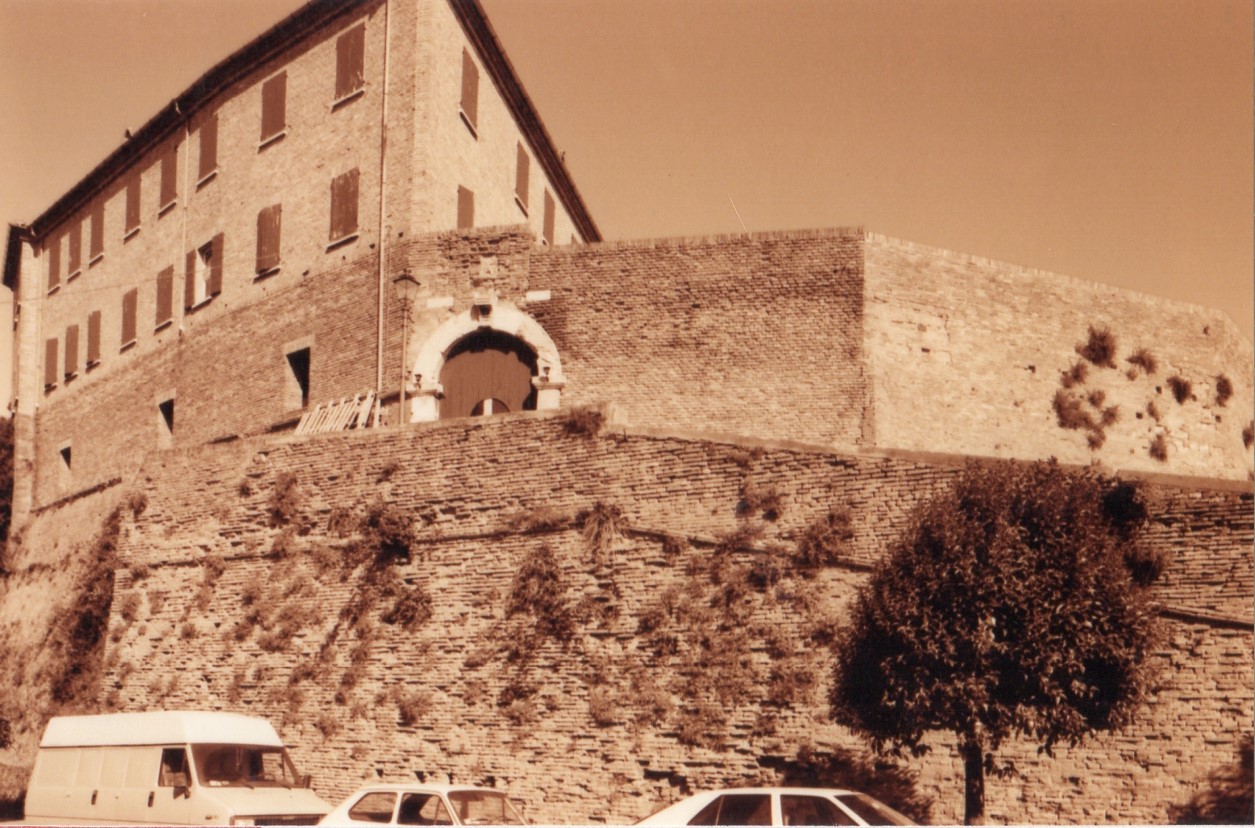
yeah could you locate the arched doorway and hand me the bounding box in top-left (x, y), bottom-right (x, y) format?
top-left (438, 329), bottom-right (538, 419)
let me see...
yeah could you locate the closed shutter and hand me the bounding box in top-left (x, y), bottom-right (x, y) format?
top-left (543, 190), bottom-right (555, 245)
top-left (460, 48), bottom-right (479, 132)
top-left (156, 266), bottom-right (174, 327)
top-left (457, 186), bottom-right (474, 230)
top-left (515, 143), bottom-right (529, 211)
top-left (330, 169), bottom-right (359, 241)
top-left (65, 325), bottom-right (79, 378)
top-left (198, 114), bottom-right (218, 180)
top-left (87, 310), bottom-right (101, 365)
top-left (261, 72), bottom-right (287, 141)
top-left (89, 202), bottom-right (104, 260)
top-left (335, 23), bottom-right (365, 100)
top-left (47, 236), bottom-right (61, 292)
top-left (126, 176), bottom-right (141, 233)
top-left (208, 233), bottom-right (224, 296)
top-left (44, 338), bottom-right (58, 387)
top-left (68, 219), bottom-right (82, 275)
top-left (121, 288), bottom-right (138, 345)
top-left (185, 249), bottom-right (197, 310)
top-left (160, 148), bottom-right (178, 208)
top-left (256, 204), bottom-right (282, 273)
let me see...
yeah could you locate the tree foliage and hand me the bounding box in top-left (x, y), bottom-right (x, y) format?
top-left (830, 460), bottom-right (1163, 824)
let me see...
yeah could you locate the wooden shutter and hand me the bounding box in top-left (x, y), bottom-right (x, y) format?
top-left (87, 310), bottom-right (101, 365)
top-left (121, 288), bottom-right (138, 345)
top-left (543, 190), bottom-right (555, 245)
top-left (160, 147), bottom-right (178, 208)
top-left (125, 176), bottom-right (141, 233)
top-left (515, 143), bottom-right (529, 210)
top-left (261, 72), bottom-right (286, 141)
top-left (185, 249), bottom-right (197, 309)
top-left (156, 266), bottom-right (174, 327)
top-left (208, 233), bottom-right (224, 296)
top-left (64, 325), bottom-right (79, 378)
top-left (198, 114), bottom-right (218, 180)
top-left (330, 169), bottom-right (359, 240)
top-left (457, 186), bottom-right (474, 230)
top-left (335, 23), bottom-right (365, 100)
top-left (256, 204), bottom-right (282, 273)
top-left (460, 48), bottom-right (479, 132)
top-left (44, 338), bottom-right (58, 387)
top-left (67, 219), bottom-right (82, 275)
top-left (47, 236), bottom-right (61, 292)
top-left (89, 202), bottom-right (104, 260)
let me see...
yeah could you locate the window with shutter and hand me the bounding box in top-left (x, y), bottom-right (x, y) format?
top-left (198, 114), bottom-right (218, 183)
top-left (515, 143), bottom-right (530, 215)
top-left (542, 190), bottom-right (555, 246)
top-left (261, 72), bottom-right (287, 145)
top-left (47, 236), bottom-right (61, 294)
top-left (334, 23), bottom-right (365, 103)
top-left (125, 176), bottom-right (141, 237)
top-left (155, 266), bottom-right (174, 329)
top-left (185, 236), bottom-right (223, 309)
top-left (89, 202), bottom-right (105, 263)
top-left (121, 288), bottom-right (138, 349)
top-left (64, 324), bottom-right (79, 380)
top-left (160, 148), bottom-right (178, 213)
top-left (457, 186), bottom-right (474, 230)
top-left (460, 48), bottom-right (479, 135)
top-left (329, 169), bottom-right (360, 243)
top-left (87, 310), bottom-right (101, 367)
top-left (44, 338), bottom-right (58, 388)
top-left (67, 219), bottom-right (82, 278)
top-left (256, 204), bottom-right (282, 274)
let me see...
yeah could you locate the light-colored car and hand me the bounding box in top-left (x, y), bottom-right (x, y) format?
top-left (636, 787), bottom-right (916, 826)
top-left (320, 783), bottom-right (526, 826)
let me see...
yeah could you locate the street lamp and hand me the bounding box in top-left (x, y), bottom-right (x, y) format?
top-left (392, 271), bottom-right (421, 425)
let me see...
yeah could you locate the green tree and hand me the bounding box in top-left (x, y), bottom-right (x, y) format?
top-left (830, 460), bottom-right (1164, 824)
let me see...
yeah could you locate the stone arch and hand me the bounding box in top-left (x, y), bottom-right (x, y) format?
top-left (408, 300), bottom-right (565, 423)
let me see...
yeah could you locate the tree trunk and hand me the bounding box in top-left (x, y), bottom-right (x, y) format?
top-left (962, 741), bottom-right (986, 825)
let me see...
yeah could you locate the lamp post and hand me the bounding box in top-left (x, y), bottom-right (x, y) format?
top-left (392, 271), bottom-right (421, 425)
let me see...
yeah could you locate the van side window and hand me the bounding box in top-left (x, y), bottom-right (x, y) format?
top-left (159, 748), bottom-right (190, 787)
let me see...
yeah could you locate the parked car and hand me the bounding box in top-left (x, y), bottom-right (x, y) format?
top-left (636, 787), bottom-right (916, 826)
top-left (320, 783), bottom-right (526, 826)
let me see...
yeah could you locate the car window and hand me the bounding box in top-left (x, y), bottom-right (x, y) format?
top-left (781, 795), bottom-right (857, 826)
top-left (834, 794), bottom-right (914, 826)
top-left (348, 792), bottom-right (398, 824)
top-left (689, 794), bottom-right (773, 825)
top-left (447, 790), bottom-right (525, 825)
top-left (398, 793), bottom-right (453, 826)
top-left (158, 748), bottom-right (190, 788)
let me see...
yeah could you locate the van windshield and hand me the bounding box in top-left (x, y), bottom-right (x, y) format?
top-left (191, 744), bottom-right (302, 788)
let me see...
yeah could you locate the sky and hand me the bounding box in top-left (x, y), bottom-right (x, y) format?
top-left (1, 0), bottom-right (1251, 407)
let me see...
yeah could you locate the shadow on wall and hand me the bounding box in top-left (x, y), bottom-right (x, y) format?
top-left (1169, 733), bottom-right (1254, 825)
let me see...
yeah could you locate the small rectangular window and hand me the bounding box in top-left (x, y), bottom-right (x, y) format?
top-left (286, 347), bottom-right (311, 410)
top-left (160, 147), bottom-right (178, 212)
top-left (329, 169), bottom-right (359, 243)
top-left (261, 72), bottom-right (287, 145)
top-left (256, 204), bottom-right (282, 274)
top-left (157, 398), bottom-right (175, 449)
top-left (89, 202), bottom-right (105, 262)
top-left (457, 185), bottom-right (474, 230)
top-left (198, 114), bottom-right (218, 183)
top-left (59, 444), bottom-right (72, 471)
top-left (67, 219), bottom-right (82, 278)
top-left (125, 176), bottom-right (141, 237)
top-left (44, 338), bottom-right (58, 388)
top-left (515, 143), bottom-right (530, 215)
top-left (87, 310), bottom-right (102, 367)
top-left (155, 266), bottom-right (175, 329)
top-left (542, 190), bottom-right (555, 246)
top-left (460, 48), bottom-right (479, 135)
top-left (335, 23), bottom-right (365, 102)
top-left (121, 288), bottom-right (138, 349)
top-left (47, 235), bottom-right (61, 293)
top-left (184, 234), bottom-right (224, 309)
top-left (64, 324), bottom-right (79, 380)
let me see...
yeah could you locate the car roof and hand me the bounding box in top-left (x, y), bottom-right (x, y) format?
top-left (343, 783), bottom-right (511, 796)
top-left (686, 788), bottom-right (862, 796)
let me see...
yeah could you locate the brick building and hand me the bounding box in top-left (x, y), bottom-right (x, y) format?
top-left (1, 0), bottom-right (1251, 823)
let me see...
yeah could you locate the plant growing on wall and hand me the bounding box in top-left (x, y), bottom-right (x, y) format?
top-left (1167, 375), bottom-right (1193, 404)
top-left (1215, 375), bottom-right (1233, 407)
top-left (831, 461), bottom-right (1163, 825)
top-left (1076, 325), bottom-right (1118, 368)
top-left (1126, 347), bottom-right (1157, 377)
top-left (794, 507), bottom-right (854, 572)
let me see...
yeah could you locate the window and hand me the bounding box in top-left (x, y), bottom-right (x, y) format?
top-left (121, 288), bottom-right (138, 349)
top-left (689, 794), bottom-right (772, 826)
top-left (89, 202), bottom-right (105, 263)
top-left (125, 175), bottom-right (141, 237)
top-left (87, 310), bottom-right (101, 367)
top-left (67, 219), bottom-right (82, 278)
top-left (198, 113), bottom-right (218, 184)
top-left (334, 23), bottom-right (365, 103)
top-left (285, 347), bottom-right (311, 410)
top-left (781, 796), bottom-right (855, 827)
top-left (457, 185), bottom-right (474, 230)
top-left (59, 444), bottom-right (72, 471)
top-left (256, 204), bottom-right (282, 275)
top-left (460, 48), bottom-right (479, 135)
top-left (158, 748), bottom-right (188, 788)
top-left (514, 143), bottom-right (530, 215)
top-left (185, 236), bottom-right (224, 309)
top-left (157, 398), bottom-right (175, 449)
top-left (260, 72), bottom-right (287, 145)
top-left (160, 148), bottom-right (178, 213)
top-left (347, 792), bottom-right (395, 824)
top-left (64, 324), bottom-right (79, 381)
top-left (47, 235), bottom-right (61, 293)
top-left (44, 338), bottom-right (58, 389)
top-left (155, 266), bottom-right (175, 329)
top-left (542, 190), bottom-right (555, 246)
top-left (329, 169), bottom-right (359, 243)
top-left (398, 794), bottom-right (452, 826)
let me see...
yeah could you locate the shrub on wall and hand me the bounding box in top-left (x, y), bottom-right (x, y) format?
top-left (579, 502), bottom-right (626, 565)
top-left (1126, 347), bottom-right (1158, 376)
top-left (1215, 375), bottom-right (1233, 407)
top-left (795, 507), bottom-right (854, 572)
top-left (1077, 325), bottom-right (1118, 368)
top-left (1167, 375), bottom-right (1193, 404)
top-left (268, 472), bottom-right (303, 527)
top-left (507, 544), bottom-right (574, 642)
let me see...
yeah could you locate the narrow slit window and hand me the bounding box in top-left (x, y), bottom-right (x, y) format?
top-left (155, 266), bottom-right (175, 329)
top-left (334, 23), bottom-right (365, 102)
top-left (514, 143), bottom-right (530, 215)
top-left (542, 190), bottom-right (555, 246)
top-left (160, 147), bottom-right (178, 212)
top-left (121, 288), bottom-right (138, 349)
top-left (460, 48), bottom-right (479, 135)
top-left (260, 72), bottom-right (287, 144)
top-left (457, 185), bottom-right (474, 230)
top-left (329, 169), bottom-right (359, 243)
top-left (64, 324), bottom-right (79, 381)
top-left (256, 204), bottom-right (282, 274)
top-left (158, 398), bottom-right (175, 448)
top-left (125, 176), bottom-right (141, 236)
top-left (67, 219), bottom-right (82, 278)
top-left (87, 310), bottom-right (101, 367)
top-left (89, 202), bottom-right (105, 262)
top-left (59, 445), bottom-right (72, 471)
top-left (198, 114), bottom-right (218, 183)
top-left (184, 234), bottom-right (224, 309)
top-left (285, 347), bottom-right (311, 410)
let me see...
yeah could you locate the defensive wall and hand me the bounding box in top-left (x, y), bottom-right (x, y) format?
top-left (1, 412), bottom-right (1250, 824)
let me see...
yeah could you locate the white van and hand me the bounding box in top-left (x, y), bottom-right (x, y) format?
top-left (23, 711), bottom-right (331, 825)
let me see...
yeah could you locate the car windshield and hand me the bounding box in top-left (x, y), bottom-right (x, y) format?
top-left (446, 790), bottom-right (525, 825)
top-left (834, 794), bottom-right (915, 826)
top-left (190, 744), bottom-right (302, 788)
